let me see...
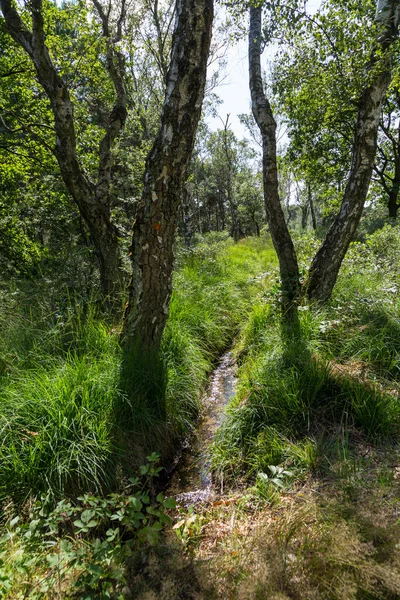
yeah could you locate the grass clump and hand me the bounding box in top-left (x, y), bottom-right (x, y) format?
top-left (0, 235), bottom-right (275, 504)
top-left (0, 350), bottom-right (121, 503)
top-left (214, 224), bottom-right (400, 484)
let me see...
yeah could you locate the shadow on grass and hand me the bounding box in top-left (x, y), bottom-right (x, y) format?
top-left (125, 539), bottom-right (218, 600)
top-left (110, 341), bottom-right (172, 474)
top-left (327, 305), bottom-right (400, 378)
top-left (214, 305), bottom-right (400, 482)
top-left (276, 307), bottom-right (400, 440)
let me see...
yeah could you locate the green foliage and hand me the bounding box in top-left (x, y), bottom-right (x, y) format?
top-left (0, 348), bottom-right (121, 503)
top-left (173, 505), bottom-right (204, 551)
top-left (185, 122), bottom-right (265, 240)
top-left (271, 0), bottom-right (380, 220)
top-left (0, 236), bottom-right (275, 504)
top-left (214, 225), bottom-right (400, 483)
top-left (252, 465), bottom-right (294, 503)
top-left (0, 454), bottom-right (176, 599)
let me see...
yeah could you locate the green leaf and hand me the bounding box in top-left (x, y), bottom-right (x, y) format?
top-left (147, 452), bottom-right (160, 462)
top-left (80, 509), bottom-right (95, 523)
top-left (163, 497), bottom-right (176, 509)
top-left (46, 554), bottom-right (60, 567)
top-left (87, 563), bottom-right (104, 576)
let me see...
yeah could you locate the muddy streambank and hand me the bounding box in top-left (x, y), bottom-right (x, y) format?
top-left (166, 352), bottom-right (237, 505)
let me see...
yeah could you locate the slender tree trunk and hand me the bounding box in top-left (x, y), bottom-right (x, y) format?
top-left (182, 185), bottom-right (193, 247)
top-left (1, 0), bottom-right (127, 299)
top-left (306, 1), bottom-right (399, 302)
top-left (123, 0), bottom-right (213, 350)
top-left (248, 6), bottom-right (300, 311)
top-left (301, 204), bottom-right (309, 229)
top-left (308, 184), bottom-right (317, 230)
top-left (388, 121), bottom-right (400, 218)
top-left (388, 184), bottom-right (400, 218)
top-left (229, 203), bottom-right (240, 241)
top-left (219, 190), bottom-right (226, 230)
top-left (207, 205), bottom-right (212, 231)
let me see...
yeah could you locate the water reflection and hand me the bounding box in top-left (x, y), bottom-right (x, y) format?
top-left (167, 352), bottom-right (237, 506)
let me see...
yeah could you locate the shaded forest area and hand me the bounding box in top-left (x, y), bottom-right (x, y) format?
top-left (1, 0), bottom-right (400, 598)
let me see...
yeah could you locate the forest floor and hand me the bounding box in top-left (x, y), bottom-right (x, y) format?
top-left (1, 229), bottom-right (400, 599)
top-left (131, 429), bottom-right (400, 600)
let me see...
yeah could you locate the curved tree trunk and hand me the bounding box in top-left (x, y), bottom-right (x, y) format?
top-left (0, 0), bottom-right (127, 299)
top-left (306, 0), bottom-right (400, 302)
top-left (388, 121), bottom-right (400, 218)
top-left (248, 6), bottom-right (300, 312)
top-left (388, 184), bottom-right (400, 218)
top-left (308, 184), bottom-right (317, 231)
top-left (122, 0), bottom-right (213, 350)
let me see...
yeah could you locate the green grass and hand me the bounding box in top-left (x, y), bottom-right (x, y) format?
top-left (2, 227), bottom-right (400, 598)
top-left (0, 235), bottom-right (276, 504)
top-left (213, 225), bottom-right (400, 482)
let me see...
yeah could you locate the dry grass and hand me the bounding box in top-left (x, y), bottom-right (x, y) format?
top-left (127, 442), bottom-right (400, 600)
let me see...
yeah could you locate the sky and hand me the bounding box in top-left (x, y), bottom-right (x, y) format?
top-left (208, 0), bottom-right (323, 139)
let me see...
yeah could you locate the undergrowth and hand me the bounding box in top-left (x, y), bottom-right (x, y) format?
top-left (0, 234), bottom-right (276, 504)
top-left (2, 226), bottom-right (400, 598)
top-left (0, 454), bottom-right (176, 599)
top-left (214, 223), bottom-right (400, 482)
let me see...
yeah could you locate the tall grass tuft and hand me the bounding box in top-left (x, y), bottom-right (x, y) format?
top-left (0, 352), bottom-right (121, 502)
top-left (0, 235), bottom-right (276, 503)
top-left (214, 225), bottom-right (400, 480)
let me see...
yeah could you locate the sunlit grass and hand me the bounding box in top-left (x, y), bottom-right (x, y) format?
top-left (214, 225), bottom-right (400, 482)
top-left (0, 234), bottom-right (277, 503)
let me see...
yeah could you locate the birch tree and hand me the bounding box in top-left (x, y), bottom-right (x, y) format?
top-left (249, 0), bottom-right (400, 310)
top-left (0, 0), bottom-right (128, 300)
top-left (307, 0), bottom-right (400, 301)
top-left (249, 5), bottom-right (300, 313)
top-left (122, 0), bottom-right (214, 350)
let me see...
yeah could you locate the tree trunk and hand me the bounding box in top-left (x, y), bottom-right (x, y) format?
top-left (388, 121), bottom-right (400, 218)
top-left (219, 190), bottom-right (226, 230)
top-left (122, 0), bottom-right (213, 350)
top-left (182, 185), bottom-right (193, 247)
top-left (1, 0), bottom-right (127, 299)
top-left (248, 6), bottom-right (300, 311)
top-left (306, 1), bottom-right (399, 302)
top-left (301, 204), bottom-right (309, 229)
top-left (308, 184), bottom-right (317, 231)
top-left (388, 184), bottom-right (400, 218)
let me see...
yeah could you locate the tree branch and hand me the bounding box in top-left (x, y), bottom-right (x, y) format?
top-left (92, 0), bottom-right (128, 202)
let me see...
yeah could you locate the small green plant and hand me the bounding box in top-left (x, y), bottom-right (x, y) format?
top-left (173, 506), bottom-right (204, 551)
top-left (252, 465), bottom-right (293, 503)
top-left (0, 454), bottom-right (176, 599)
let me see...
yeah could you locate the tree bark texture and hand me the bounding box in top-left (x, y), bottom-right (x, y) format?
top-left (306, 0), bottom-right (400, 302)
top-left (122, 0), bottom-right (213, 349)
top-left (0, 0), bottom-right (126, 298)
top-left (182, 184), bottom-right (193, 247)
top-left (387, 120), bottom-right (400, 218)
top-left (248, 6), bottom-right (300, 310)
top-left (308, 184), bottom-right (317, 231)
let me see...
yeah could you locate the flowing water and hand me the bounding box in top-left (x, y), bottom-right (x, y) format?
top-left (167, 352), bottom-right (237, 506)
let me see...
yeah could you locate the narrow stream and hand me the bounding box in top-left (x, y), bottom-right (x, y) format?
top-left (167, 352), bottom-right (237, 506)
